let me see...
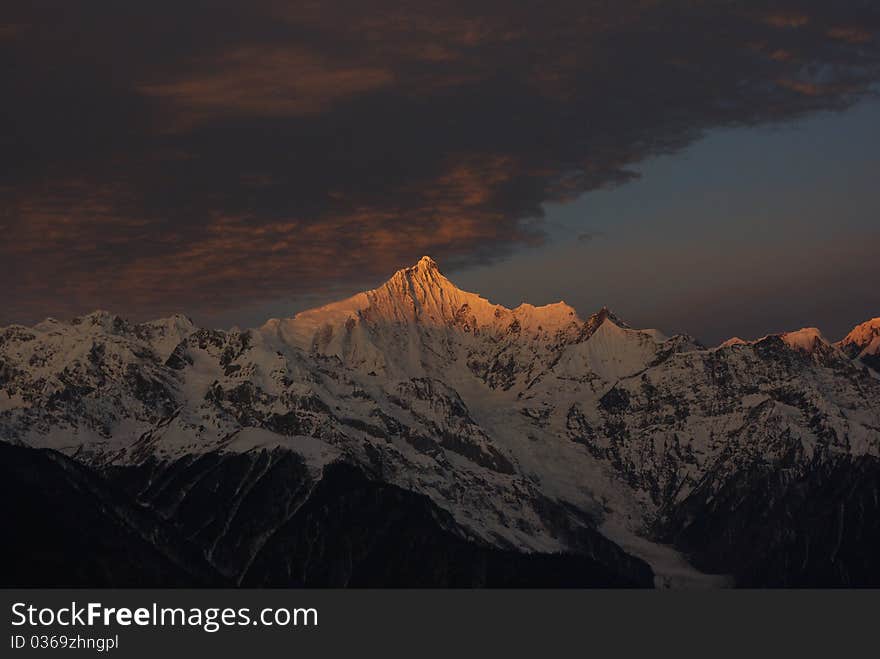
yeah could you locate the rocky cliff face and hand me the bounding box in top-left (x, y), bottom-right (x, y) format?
top-left (1, 257), bottom-right (878, 587)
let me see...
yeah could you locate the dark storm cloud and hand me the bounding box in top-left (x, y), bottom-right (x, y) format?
top-left (2, 0), bottom-right (879, 323)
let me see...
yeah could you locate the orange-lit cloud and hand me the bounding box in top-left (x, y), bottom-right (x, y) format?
top-left (828, 26), bottom-right (873, 44)
top-left (139, 47), bottom-right (395, 127)
top-left (776, 79), bottom-right (843, 97)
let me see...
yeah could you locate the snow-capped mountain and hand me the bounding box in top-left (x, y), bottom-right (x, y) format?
top-left (1, 257), bottom-right (879, 587)
top-left (837, 317), bottom-right (880, 371)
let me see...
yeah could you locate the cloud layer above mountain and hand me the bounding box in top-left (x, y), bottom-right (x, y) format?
top-left (2, 1), bottom-right (879, 323)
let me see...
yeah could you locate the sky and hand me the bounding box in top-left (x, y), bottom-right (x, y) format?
top-left (2, 1), bottom-right (879, 344)
top-left (453, 96), bottom-right (880, 344)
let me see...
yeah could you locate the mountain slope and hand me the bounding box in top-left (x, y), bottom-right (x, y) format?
top-left (2, 443), bottom-right (650, 587)
top-left (663, 453), bottom-right (880, 587)
top-left (242, 461), bottom-right (651, 587)
top-left (0, 442), bottom-right (222, 587)
top-left (1, 257), bottom-right (878, 587)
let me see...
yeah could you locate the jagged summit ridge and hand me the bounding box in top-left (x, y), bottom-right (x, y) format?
top-left (258, 256), bottom-right (661, 383)
top-left (264, 256), bottom-right (592, 352)
top-left (716, 327), bottom-right (833, 353)
top-left (334, 255), bottom-right (580, 326)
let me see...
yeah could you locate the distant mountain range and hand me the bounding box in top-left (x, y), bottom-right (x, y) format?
top-left (2, 256), bottom-right (878, 587)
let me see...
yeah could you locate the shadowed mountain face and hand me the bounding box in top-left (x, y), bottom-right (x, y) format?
top-left (0, 443), bottom-right (651, 588)
top-left (1, 258), bottom-right (879, 587)
top-left (239, 461), bottom-right (651, 588)
top-left (661, 455), bottom-right (880, 587)
top-left (0, 442), bottom-right (221, 587)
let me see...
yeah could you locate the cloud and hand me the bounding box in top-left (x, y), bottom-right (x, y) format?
top-left (138, 47), bottom-right (395, 129)
top-left (827, 26), bottom-right (874, 44)
top-left (763, 13), bottom-right (811, 29)
top-left (577, 231), bottom-right (607, 244)
top-left (2, 0), bottom-right (880, 324)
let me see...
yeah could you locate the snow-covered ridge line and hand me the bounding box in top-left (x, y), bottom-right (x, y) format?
top-left (1, 256), bottom-right (879, 587)
top-left (12, 257), bottom-right (871, 359)
top-left (714, 327), bottom-right (834, 355)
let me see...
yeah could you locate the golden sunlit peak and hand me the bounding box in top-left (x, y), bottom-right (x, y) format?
top-left (389, 255), bottom-right (442, 281)
top-left (416, 255), bottom-right (439, 269)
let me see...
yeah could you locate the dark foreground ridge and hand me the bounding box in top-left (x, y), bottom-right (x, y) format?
top-left (661, 453), bottom-right (880, 587)
top-left (0, 443), bottom-right (652, 588)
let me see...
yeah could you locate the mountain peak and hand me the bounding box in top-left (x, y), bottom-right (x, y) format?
top-left (781, 327), bottom-right (829, 353)
top-left (270, 256), bottom-right (590, 352)
top-left (70, 310), bottom-right (128, 333)
top-left (840, 317), bottom-right (880, 347)
top-left (581, 306), bottom-right (629, 336)
top-left (417, 255), bottom-right (438, 269)
top-left (386, 255), bottom-right (446, 289)
top-left (595, 306), bottom-right (628, 327)
top-left (272, 256), bottom-right (485, 347)
top-left (387, 255), bottom-right (440, 279)
top-left (838, 317), bottom-right (880, 360)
